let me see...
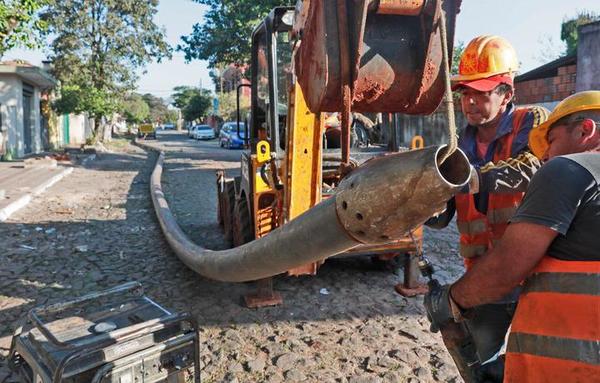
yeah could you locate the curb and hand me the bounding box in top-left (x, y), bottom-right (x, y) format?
top-left (132, 138), bottom-right (161, 154)
top-left (0, 166), bottom-right (74, 222)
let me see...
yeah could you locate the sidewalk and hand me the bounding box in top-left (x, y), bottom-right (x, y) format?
top-left (0, 154), bottom-right (94, 222)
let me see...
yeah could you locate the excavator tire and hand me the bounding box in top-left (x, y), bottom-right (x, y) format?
top-left (232, 196), bottom-right (254, 247)
top-left (220, 181), bottom-right (236, 245)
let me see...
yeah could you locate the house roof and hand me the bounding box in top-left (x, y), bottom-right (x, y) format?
top-left (0, 61), bottom-right (57, 89)
top-left (515, 54), bottom-right (577, 83)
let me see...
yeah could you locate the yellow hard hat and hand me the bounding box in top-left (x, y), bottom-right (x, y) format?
top-left (529, 90), bottom-right (600, 158)
top-left (452, 35), bottom-right (519, 84)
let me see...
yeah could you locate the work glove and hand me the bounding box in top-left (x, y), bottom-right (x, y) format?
top-left (423, 280), bottom-right (453, 333)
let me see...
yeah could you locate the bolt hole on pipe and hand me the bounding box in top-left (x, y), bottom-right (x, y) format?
top-left (356, 213), bottom-right (363, 220)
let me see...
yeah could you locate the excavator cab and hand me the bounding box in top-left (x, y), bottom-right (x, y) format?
top-left (249, 7), bottom-right (294, 155)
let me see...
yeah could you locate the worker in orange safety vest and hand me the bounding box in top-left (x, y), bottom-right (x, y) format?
top-left (425, 90), bottom-right (600, 382)
top-left (419, 35), bottom-right (549, 381)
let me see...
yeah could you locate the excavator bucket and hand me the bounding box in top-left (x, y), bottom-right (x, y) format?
top-left (294, 0), bottom-right (459, 113)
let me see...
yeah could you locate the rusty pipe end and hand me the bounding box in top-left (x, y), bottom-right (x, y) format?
top-left (334, 145), bottom-right (470, 245)
top-left (433, 144), bottom-right (471, 189)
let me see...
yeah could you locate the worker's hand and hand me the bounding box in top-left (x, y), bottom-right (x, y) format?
top-left (423, 280), bottom-right (453, 333)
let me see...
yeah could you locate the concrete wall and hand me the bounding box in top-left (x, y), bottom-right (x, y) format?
top-left (0, 75), bottom-right (21, 156)
top-left (56, 113), bottom-right (94, 145)
top-left (576, 21), bottom-right (600, 92)
top-left (0, 74), bottom-right (45, 157)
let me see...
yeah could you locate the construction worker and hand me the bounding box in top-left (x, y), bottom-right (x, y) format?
top-left (425, 90), bottom-right (600, 382)
top-left (419, 35), bottom-right (549, 381)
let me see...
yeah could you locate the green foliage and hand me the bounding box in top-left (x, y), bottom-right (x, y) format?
top-left (44, 0), bottom-right (171, 139)
top-left (53, 85), bottom-right (118, 118)
top-left (0, 0), bottom-right (49, 58)
top-left (451, 41), bottom-right (464, 76)
top-left (142, 93), bottom-right (170, 123)
top-left (561, 10), bottom-right (599, 56)
top-left (218, 91), bottom-right (249, 122)
top-left (182, 89), bottom-right (212, 122)
top-left (172, 85), bottom-right (202, 109)
top-left (121, 93), bottom-right (150, 124)
top-left (164, 109), bottom-right (179, 124)
top-left (171, 86), bottom-right (213, 122)
top-left (178, 0), bottom-right (294, 67)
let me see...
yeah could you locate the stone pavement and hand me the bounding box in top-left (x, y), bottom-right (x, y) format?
top-left (0, 154), bottom-right (94, 222)
top-left (0, 134), bottom-right (465, 382)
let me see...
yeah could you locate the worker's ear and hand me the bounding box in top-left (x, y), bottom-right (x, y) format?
top-left (579, 118), bottom-right (597, 143)
top-left (501, 87), bottom-right (514, 106)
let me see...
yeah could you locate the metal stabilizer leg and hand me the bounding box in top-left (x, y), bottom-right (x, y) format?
top-left (394, 252), bottom-right (429, 297)
top-left (243, 278), bottom-right (283, 308)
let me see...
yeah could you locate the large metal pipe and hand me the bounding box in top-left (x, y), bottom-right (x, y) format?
top-left (151, 145), bottom-right (470, 282)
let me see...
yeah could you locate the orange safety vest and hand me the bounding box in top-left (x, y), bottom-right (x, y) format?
top-left (455, 108), bottom-right (529, 269)
top-left (504, 256), bottom-right (600, 383)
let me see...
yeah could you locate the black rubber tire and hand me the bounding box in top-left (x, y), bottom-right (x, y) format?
top-left (221, 182), bottom-right (236, 244)
top-left (232, 196), bottom-right (254, 247)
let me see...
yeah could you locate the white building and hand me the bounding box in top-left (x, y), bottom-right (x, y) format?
top-left (0, 61), bottom-right (56, 158)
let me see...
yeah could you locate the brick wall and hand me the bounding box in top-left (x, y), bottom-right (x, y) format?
top-left (515, 64), bottom-right (577, 104)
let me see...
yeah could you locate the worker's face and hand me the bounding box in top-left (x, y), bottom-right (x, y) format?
top-left (544, 119), bottom-right (598, 160)
top-left (459, 87), bottom-right (513, 127)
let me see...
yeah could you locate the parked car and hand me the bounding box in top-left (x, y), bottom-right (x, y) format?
top-left (193, 125), bottom-right (215, 140)
top-left (188, 125), bottom-right (199, 138)
top-left (162, 123), bottom-right (175, 130)
top-left (219, 122), bottom-right (246, 149)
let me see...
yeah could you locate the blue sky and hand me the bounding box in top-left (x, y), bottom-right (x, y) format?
top-left (3, 0), bottom-right (599, 100)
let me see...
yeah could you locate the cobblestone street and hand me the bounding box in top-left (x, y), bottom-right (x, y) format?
top-left (0, 131), bottom-right (465, 382)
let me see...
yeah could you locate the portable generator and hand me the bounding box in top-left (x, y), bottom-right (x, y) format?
top-left (7, 282), bottom-right (200, 383)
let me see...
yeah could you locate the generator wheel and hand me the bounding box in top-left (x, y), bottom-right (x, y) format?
top-left (232, 196), bottom-right (254, 247)
top-left (221, 182), bottom-right (236, 245)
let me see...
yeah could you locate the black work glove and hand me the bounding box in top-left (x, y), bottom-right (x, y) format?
top-left (423, 280), bottom-right (453, 333)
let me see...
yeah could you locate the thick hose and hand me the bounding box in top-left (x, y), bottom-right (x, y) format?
top-left (151, 152), bottom-right (358, 282)
top-left (150, 145), bottom-right (470, 283)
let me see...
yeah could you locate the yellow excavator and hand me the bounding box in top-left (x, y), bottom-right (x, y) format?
top-left (216, 0), bottom-right (461, 307)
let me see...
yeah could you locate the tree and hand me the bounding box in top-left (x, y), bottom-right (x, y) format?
top-left (142, 93), bottom-right (170, 124)
top-left (121, 93), bottom-right (150, 124)
top-left (451, 41), bottom-right (465, 76)
top-left (217, 91), bottom-right (249, 122)
top-left (561, 10), bottom-right (599, 55)
top-left (164, 109), bottom-right (178, 124)
top-left (44, 0), bottom-right (171, 141)
top-left (171, 86), bottom-right (201, 110)
top-left (53, 84), bottom-right (119, 125)
top-left (178, 0), bottom-right (293, 67)
top-left (182, 90), bottom-right (212, 122)
top-left (0, 0), bottom-right (49, 59)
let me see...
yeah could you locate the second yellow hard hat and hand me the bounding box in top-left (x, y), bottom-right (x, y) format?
top-left (529, 90), bottom-right (600, 158)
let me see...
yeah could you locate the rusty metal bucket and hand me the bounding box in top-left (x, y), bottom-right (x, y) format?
top-left (294, 0), bottom-right (459, 113)
top-left (150, 145), bottom-right (470, 282)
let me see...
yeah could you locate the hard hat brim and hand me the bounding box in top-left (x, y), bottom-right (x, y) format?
top-left (529, 104), bottom-right (600, 158)
top-left (451, 74), bottom-right (514, 92)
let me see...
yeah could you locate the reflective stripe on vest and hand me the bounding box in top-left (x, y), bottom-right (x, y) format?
top-left (456, 108), bottom-right (530, 264)
top-left (504, 257), bottom-right (600, 383)
top-left (456, 218), bottom-right (487, 235)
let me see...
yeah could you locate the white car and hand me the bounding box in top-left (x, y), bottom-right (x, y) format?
top-left (193, 125), bottom-right (215, 140)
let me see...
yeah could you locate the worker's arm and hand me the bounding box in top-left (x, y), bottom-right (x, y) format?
top-left (450, 222), bottom-right (557, 308)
